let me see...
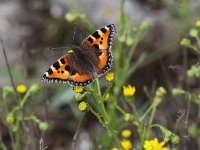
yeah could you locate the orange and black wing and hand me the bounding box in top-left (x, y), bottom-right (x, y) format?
top-left (42, 55), bottom-right (70, 84)
top-left (68, 73), bottom-right (95, 87)
top-left (83, 24), bottom-right (116, 76)
top-left (42, 55), bottom-right (95, 87)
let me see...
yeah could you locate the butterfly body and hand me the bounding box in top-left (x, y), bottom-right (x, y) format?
top-left (42, 24), bottom-right (116, 88)
top-left (69, 45), bottom-right (101, 75)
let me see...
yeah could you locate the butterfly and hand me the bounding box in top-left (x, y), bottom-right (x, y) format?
top-left (42, 24), bottom-right (116, 88)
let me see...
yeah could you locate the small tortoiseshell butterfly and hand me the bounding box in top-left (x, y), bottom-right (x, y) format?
top-left (42, 24), bottom-right (116, 88)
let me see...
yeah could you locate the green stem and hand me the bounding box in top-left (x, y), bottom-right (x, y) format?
top-left (102, 83), bottom-right (113, 101)
top-left (146, 106), bottom-right (157, 138)
top-left (89, 107), bottom-right (125, 150)
top-left (128, 100), bottom-right (139, 120)
top-left (140, 104), bottom-right (153, 121)
top-left (20, 90), bottom-right (31, 108)
top-left (15, 117), bottom-right (21, 150)
top-left (115, 104), bottom-right (126, 115)
top-left (0, 39), bottom-right (19, 103)
top-left (23, 115), bottom-right (41, 124)
top-left (93, 80), bottom-right (109, 122)
top-left (126, 99), bottom-right (144, 142)
top-left (139, 126), bottom-right (148, 150)
top-left (195, 35), bottom-right (200, 48)
top-left (148, 106), bottom-right (156, 127)
top-left (119, 0), bottom-right (125, 35)
top-left (189, 45), bottom-right (200, 56)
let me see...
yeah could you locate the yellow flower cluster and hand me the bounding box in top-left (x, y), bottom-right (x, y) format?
top-left (74, 86), bottom-right (84, 93)
top-left (144, 138), bottom-right (169, 150)
top-left (196, 20), bottom-right (200, 27)
top-left (121, 140), bottom-right (133, 150)
top-left (78, 101), bottom-right (88, 112)
top-left (121, 129), bottom-right (132, 138)
top-left (112, 129), bottom-right (133, 150)
top-left (17, 84), bottom-right (27, 94)
top-left (105, 72), bottom-right (115, 82)
top-left (123, 85), bottom-right (136, 97)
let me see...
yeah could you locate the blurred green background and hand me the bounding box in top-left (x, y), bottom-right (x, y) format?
top-left (0, 0), bottom-right (200, 149)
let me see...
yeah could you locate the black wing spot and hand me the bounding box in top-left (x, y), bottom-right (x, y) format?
top-left (61, 71), bottom-right (64, 73)
top-left (71, 69), bottom-right (77, 76)
top-left (100, 41), bottom-right (103, 44)
top-left (48, 69), bottom-right (53, 75)
top-left (87, 37), bottom-right (94, 43)
top-left (60, 58), bottom-right (65, 64)
top-left (92, 31), bottom-right (100, 39)
top-left (53, 61), bottom-right (60, 70)
top-left (93, 44), bottom-right (99, 49)
top-left (101, 38), bottom-right (103, 40)
top-left (65, 65), bottom-right (70, 72)
top-left (101, 28), bottom-right (107, 33)
top-left (43, 74), bottom-right (47, 78)
top-left (107, 24), bottom-right (112, 28)
top-left (57, 71), bottom-right (60, 73)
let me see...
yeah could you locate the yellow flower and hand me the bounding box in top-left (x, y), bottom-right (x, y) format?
top-left (74, 86), bottom-right (84, 93)
top-left (144, 138), bottom-right (169, 150)
top-left (196, 20), bottom-right (200, 27)
top-left (68, 49), bottom-right (74, 54)
top-left (17, 84), bottom-right (27, 94)
top-left (123, 85), bottom-right (136, 97)
top-left (78, 101), bottom-right (88, 112)
top-left (6, 115), bottom-right (14, 124)
top-left (111, 148), bottom-right (119, 150)
top-left (121, 140), bottom-right (133, 150)
top-left (121, 129), bottom-right (132, 138)
top-left (105, 72), bottom-right (114, 82)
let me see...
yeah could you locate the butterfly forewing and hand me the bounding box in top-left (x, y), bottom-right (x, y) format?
top-left (83, 24), bottom-right (116, 76)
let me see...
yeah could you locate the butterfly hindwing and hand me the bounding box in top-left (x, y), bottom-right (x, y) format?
top-left (42, 55), bottom-right (95, 87)
top-left (68, 73), bottom-right (95, 87)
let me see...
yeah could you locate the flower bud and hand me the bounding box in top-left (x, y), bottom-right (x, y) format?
top-left (180, 38), bottom-right (191, 47)
top-left (78, 101), bottom-right (89, 112)
top-left (65, 13), bottom-right (78, 22)
top-left (126, 36), bottom-right (134, 46)
top-left (139, 21), bottom-right (150, 30)
top-left (6, 115), bottom-right (14, 124)
top-left (39, 122), bottom-right (49, 132)
top-left (189, 29), bottom-right (198, 37)
top-left (29, 84), bottom-right (41, 95)
top-left (3, 86), bottom-right (14, 99)
top-left (118, 35), bottom-right (126, 43)
top-left (124, 113), bottom-right (133, 122)
top-left (172, 88), bottom-right (186, 96)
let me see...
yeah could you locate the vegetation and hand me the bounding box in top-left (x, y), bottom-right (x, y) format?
top-left (0, 0), bottom-right (200, 149)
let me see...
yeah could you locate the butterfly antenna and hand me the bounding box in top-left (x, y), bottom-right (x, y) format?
top-left (48, 47), bottom-right (69, 51)
top-left (72, 22), bottom-right (77, 45)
